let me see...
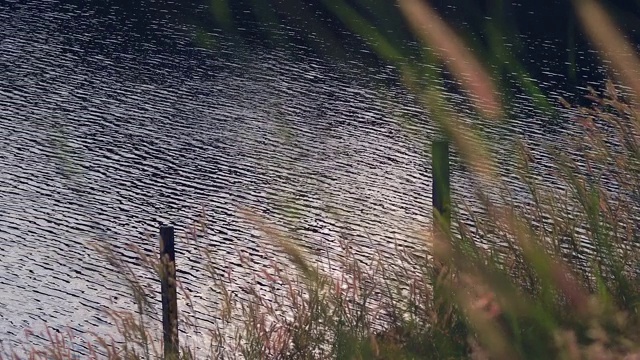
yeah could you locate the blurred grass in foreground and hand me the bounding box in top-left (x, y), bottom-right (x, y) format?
top-left (7, 0), bottom-right (640, 359)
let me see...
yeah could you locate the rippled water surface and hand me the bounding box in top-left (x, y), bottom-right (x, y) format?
top-left (0, 0), bottom-right (595, 354)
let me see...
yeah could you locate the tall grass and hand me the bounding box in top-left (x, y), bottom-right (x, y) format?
top-left (8, 0), bottom-right (640, 359)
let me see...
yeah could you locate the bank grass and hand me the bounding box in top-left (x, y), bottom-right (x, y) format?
top-left (10, 0), bottom-right (640, 358)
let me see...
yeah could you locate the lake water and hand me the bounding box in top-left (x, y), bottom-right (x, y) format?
top-left (0, 0), bottom-right (602, 355)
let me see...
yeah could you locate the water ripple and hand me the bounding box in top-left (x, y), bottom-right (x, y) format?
top-left (0, 0), bottom-right (600, 355)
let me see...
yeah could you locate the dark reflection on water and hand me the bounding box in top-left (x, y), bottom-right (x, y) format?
top-left (0, 0), bottom-right (602, 354)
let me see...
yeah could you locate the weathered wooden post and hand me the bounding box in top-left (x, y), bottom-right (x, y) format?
top-left (160, 225), bottom-right (179, 359)
top-left (432, 139), bottom-right (451, 236)
top-left (431, 139), bottom-right (453, 322)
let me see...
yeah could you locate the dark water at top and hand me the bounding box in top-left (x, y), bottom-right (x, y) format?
top-left (0, 0), bottom-right (604, 354)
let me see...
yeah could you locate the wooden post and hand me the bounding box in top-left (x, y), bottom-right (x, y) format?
top-left (160, 225), bottom-right (179, 359)
top-left (432, 140), bottom-right (451, 235)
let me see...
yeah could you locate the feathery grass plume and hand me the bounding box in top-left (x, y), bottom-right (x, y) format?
top-left (397, 0), bottom-right (502, 120)
top-left (238, 207), bottom-right (319, 284)
top-left (573, 0), bottom-right (640, 108)
top-left (394, 0), bottom-right (502, 197)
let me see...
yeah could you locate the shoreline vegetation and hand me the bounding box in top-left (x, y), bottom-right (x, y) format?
top-left (5, 0), bottom-right (640, 359)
